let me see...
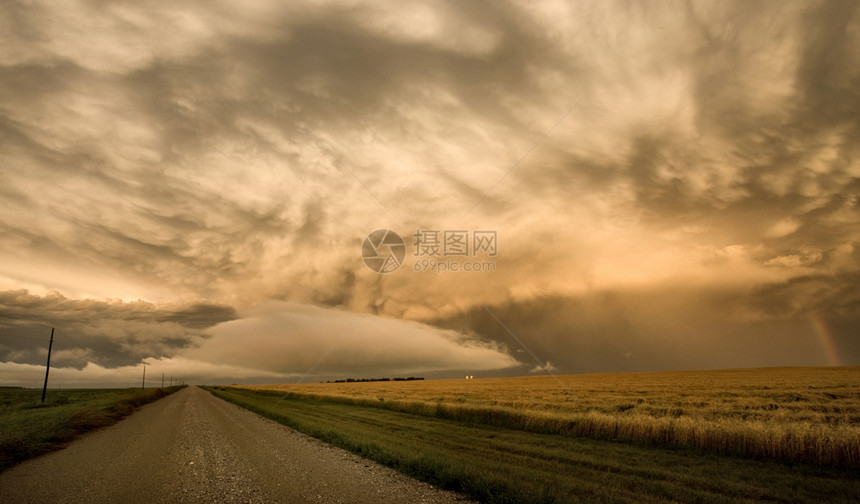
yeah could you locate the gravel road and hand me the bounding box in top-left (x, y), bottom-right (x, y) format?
top-left (0, 386), bottom-right (475, 503)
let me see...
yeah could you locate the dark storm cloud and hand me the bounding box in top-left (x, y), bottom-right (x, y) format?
top-left (747, 272), bottom-right (860, 319)
top-left (157, 303), bottom-right (241, 329)
top-left (429, 281), bottom-right (860, 374)
top-left (0, 290), bottom-right (238, 369)
top-left (0, 0), bottom-right (858, 378)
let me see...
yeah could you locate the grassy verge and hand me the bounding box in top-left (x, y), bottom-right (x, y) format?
top-left (207, 386), bottom-right (860, 504)
top-left (0, 386), bottom-right (186, 472)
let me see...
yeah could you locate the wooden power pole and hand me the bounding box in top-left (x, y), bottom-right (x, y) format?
top-left (142, 365), bottom-right (146, 390)
top-left (41, 328), bottom-right (54, 403)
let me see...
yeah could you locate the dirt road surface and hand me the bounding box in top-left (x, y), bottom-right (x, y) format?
top-left (0, 386), bottom-right (475, 503)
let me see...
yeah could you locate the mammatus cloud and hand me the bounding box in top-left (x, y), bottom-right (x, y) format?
top-left (1, 1), bottom-right (858, 382)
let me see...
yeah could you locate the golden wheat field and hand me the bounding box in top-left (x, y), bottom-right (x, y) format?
top-left (243, 367), bottom-right (860, 466)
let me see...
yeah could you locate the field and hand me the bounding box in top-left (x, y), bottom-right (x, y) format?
top-left (0, 386), bottom-right (185, 472)
top-left (243, 367), bottom-right (860, 467)
top-left (210, 380), bottom-right (860, 504)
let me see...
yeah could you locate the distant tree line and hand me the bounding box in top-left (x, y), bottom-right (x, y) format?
top-left (326, 377), bottom-right (424, 383)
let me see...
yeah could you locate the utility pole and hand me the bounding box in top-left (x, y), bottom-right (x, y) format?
top-left (162, 372), bottom-right (164, 389)
top-left (142, 365), bottom-right (146, 390)
top-left (41, 328), bottom-right (54, 403)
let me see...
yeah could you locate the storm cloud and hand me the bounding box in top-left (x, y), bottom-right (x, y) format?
top-left (0, 290), bottom-right (237, 369)
top-left (1, 0), bottom-right (858, 385)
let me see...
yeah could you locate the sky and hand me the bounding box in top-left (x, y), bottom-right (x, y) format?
top-left (1, 0), bottom-right (859, 387)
